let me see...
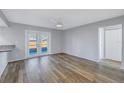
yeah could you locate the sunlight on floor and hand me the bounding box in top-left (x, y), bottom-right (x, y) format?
top-left (99, 59), bottom-right (121, 69)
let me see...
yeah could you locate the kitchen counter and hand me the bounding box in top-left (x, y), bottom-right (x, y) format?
top-left (0, 45), bottom-right (15, 77)
top-left (0, 45), bottom-right (16, 52)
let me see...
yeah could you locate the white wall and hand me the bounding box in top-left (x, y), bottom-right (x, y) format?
top-left (0, 15), bottom-right (124, 68)
top-left (63, 16), bottom-right (124, 62)
top-left (0, 25), bottom-right (25, 62)
top-left (0, 22), bottom-right (62, 62)
top-left (51, 31), bottom-right (63, 54)
top-left (63, 24), bottom-right (99, 61)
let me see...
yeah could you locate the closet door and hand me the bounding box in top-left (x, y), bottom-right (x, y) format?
top-left (105, 28), bottom-right (122, 61)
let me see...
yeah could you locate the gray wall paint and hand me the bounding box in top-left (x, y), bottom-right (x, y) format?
top-left (0, 22), bottom-right (62, 62)
top-left (63, 16), bottom-right (124, 62)
top-left (51, 31), bottom-right (63, 54)
top-left (0, 13), bottom-right (124, 68)
top-left (0, 10), bottom-right (9, 26)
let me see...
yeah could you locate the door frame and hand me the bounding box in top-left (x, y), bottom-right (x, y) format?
top-left (25, 30), bottom-right (51, 59)
top-left (98, 27), bottom-right (105, 61)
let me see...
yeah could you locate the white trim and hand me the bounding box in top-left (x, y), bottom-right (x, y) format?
top-left (104, 24), bottom-right (122, 30)
top-left (120, 66), bottom-right (124, 70)
top-left (8, 53), bottom-right (61, 63)
top-left (63, 52), bottom-right (99, 63)
top-left (98, 27), bottom-right (105, 61)
top-left (98, 24), bottom-right (122, 62)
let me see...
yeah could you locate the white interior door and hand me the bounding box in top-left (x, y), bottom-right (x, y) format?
top-left (105, 28), bottom-right (122, 61)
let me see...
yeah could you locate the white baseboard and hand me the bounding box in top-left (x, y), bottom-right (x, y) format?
top-left (8, 52), bottom-right (62, 63)
top-left (63, 52), bottom-right (99, 63)
top-left (120, 65), bottom-right (124, 70)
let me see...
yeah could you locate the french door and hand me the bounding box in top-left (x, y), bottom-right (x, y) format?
top-left (26, 30), bottom-right (50, 58)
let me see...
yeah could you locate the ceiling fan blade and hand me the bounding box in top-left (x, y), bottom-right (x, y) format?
top-left (50, 19), bottom-right (57, 24)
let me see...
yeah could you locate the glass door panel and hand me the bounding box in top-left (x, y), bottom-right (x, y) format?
top-left (40, 32), bottom-right (49, 55)
top-left (28, 32), bottom-right (38, 57)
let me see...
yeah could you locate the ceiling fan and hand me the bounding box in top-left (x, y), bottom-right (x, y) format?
top-left (51, 18), bottom-right (63, 29)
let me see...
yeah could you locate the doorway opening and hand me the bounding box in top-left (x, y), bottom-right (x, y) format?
top-left (98, 24), bottom-right (122, 68)
top-left (25, 30), bottom-right (50, 58)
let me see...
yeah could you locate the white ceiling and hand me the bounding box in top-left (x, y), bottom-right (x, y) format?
top-left (2, 9), bottom-right (124, 30)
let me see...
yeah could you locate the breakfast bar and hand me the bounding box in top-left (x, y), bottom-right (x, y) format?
top-left (0, 45), bottom-right (15, 77)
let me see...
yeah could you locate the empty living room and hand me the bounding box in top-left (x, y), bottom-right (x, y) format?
top-left (1, 0), bottom-right (124, 93)
top-left (0, 9), bottom-right (124, 83)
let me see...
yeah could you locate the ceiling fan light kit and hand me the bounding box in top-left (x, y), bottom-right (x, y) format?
top-left (56, 24), bottom-right (63, 28)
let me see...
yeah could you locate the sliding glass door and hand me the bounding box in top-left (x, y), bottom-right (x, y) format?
top-left (26, 30), bottom-right (50, 58)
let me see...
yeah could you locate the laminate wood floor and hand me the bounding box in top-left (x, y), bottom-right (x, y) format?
top-left (100, 59), bottom-right (121, 69)
top-left (0, 53), bottom-right (124, 83)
